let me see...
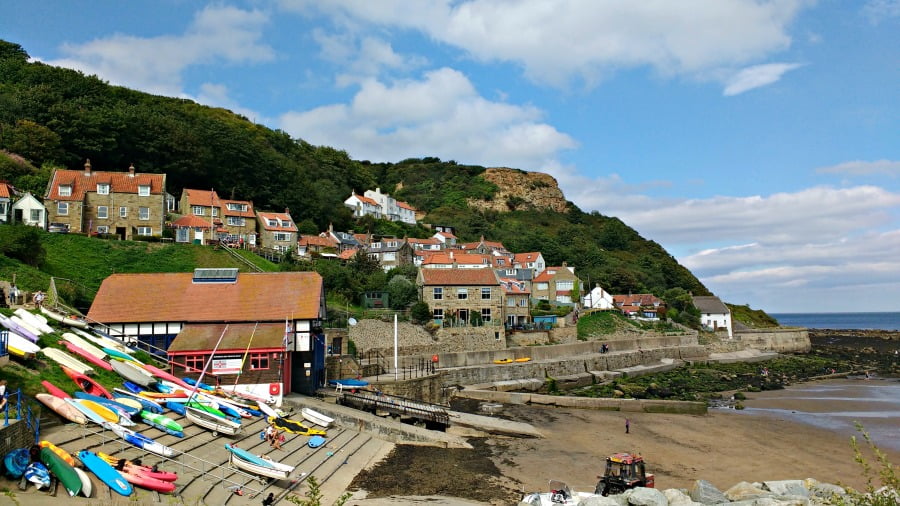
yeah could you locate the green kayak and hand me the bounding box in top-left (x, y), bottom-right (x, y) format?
top-left (140, 410), bottom-right (184, 435)
top-left (186, 400), bottom-right (228, 419)
top-left (40, 447), bottom-right (82, 497)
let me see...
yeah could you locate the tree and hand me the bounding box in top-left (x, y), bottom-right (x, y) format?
top-left (385, 275), bottom-right (417, 309)
top-left (0, 224), bottom-right (46, 266)
top-left (410, 301), bottom-right (431, 324)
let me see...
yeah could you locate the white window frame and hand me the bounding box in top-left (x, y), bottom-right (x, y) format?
top-left (457, 288), bottom-right (468, 300)
top-left (274, 232), bottom-right (290, 242)
top-left (227, 216), bottom-right (245, 226)
top-left (119, 206), bottom-right (127, 218)
top-left (433, 287), bottom-right (442, 300)
top-left (57, 202), bottom-right (68, 215)
top-left (96, 226), bottom-right (109, 234)
top-left (97, 183), bottom-right (110, 195)
top-left (30, 209), bottom-right (41, 221)
top-left (139, 207), bottom-right (150, 220)
top-left (481, 287), bottom-right (491, 300)
top-left (58, 185), bottom-right (72, 197)
top-left (97, 206), bottom-right (108, 219)
top-left (192, 206), bottom-right (205, 216)
top-left (433, 308), bottom-right (443, 320)
top-left (138, 185), bottom-right (150, 196)
top-left (137, 226), bottom-right (152, 236)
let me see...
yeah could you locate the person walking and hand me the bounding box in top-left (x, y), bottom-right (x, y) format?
top-left (625, 417), bottom-right (630, 434)
top-left (0, 379), bottom-right (8, 412)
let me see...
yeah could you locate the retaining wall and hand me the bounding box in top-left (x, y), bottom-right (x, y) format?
top-left (0, 419), bottom-right (34, 459)
top-left (734, 328), bottom-right (810, 352)
top-left (454, 390), bottom-right (707, 415)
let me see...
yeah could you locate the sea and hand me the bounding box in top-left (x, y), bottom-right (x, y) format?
top-left (770, 312), bottom-right (900, 331)
top-left (728, 312), bottom-right (900, 453)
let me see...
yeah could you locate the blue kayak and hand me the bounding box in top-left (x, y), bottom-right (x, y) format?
top-left (122, 381), bottom-right (145, 394)
top-left (78, 450), bottom-right (132, 497)
top-left (165, 401), bottom-right (186, 415)
top-left (329, 378), bottom-right (369, 387)
top-left (182, 377), bottom-right (215, 392)
top-left (3, 448), bottom-right (30, 479)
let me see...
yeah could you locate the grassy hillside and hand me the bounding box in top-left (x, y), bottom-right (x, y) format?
top-left (1, 232), bottom-right (277, 312)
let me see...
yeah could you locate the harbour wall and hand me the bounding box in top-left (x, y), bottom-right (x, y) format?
top-left (453, 389), bottom-right (707, 415)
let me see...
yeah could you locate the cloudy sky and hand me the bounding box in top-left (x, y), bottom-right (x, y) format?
top-left (3, 1), bottom-right (898, 313)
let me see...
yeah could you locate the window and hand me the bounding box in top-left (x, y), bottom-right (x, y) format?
top-left (432, 309), bottom-right (443, 320)
top-left (138, 185), bottom-right (150, 196)
top-left (30, 209), bottom-right (42, 221)
top-left (185, 355), bottom-right (204, 373)
top-left (57, 202), bottom-right (68, 215)
top-left (497, 259), bottom-right (505, 266)
top-left (137, 226), bottom-right (152, 236)
top-left (507, 297), bottom-right (515, 307)
top-left (139, 207), bottom-right (150, 220)
top-left (96, 226), bottom-right (109, 234)
top-left (250, 353), bottom-right (270, 370)
top-left (58, 185), bottom-right (72, 197)
top-left (267, 219), bottom-right (277, 227)
top-left (0, 203), bottom-right (5, 214)
top-left (537, 282), bottom-right (549, 290)
top-left (192, 206), bottom-right (205, 216)
top-left (481, 308), bottom-right (492, 322)
top-left (481, 287), bottom-right (491, 299)
top-left (432, 287), bottom-right (442, 300)
top-left (211, 208), bottom-right (219, 217)
top-left (274, 232), bottom-right (290, 241)
top-left (556, 280), bottom-right (574, 291)
top-left (383, 252), bottom-right (395, 261)
top-left (227, 203), bottom-right (247, 212)
top-left (119, 206), bottom-right (127, 218)
top-left (457, 288), bottom-right (468, 300)
top-left (227, 216), bottom-right (245, 226)
top-left (97, 183), bottom-right (109, 195)
top-left (97, 206), bottom-right (108, 219)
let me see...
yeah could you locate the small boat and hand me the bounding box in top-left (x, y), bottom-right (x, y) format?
top-left (4, 448), bottom-right (31, 479)
top-left (11, 315), bottom-right (44, 337)
top-left (520, 480), bottom-right (602, 506)
top-left (120, 467), bottom-right (177, 493)
top-left (73, 467), bottom-right (93, 497)
top-left (62, 366), bottom-right (112, 398)
top-left (515, 357), bottom-right (532, 362)
top-left (329, 378), bottom-right (369, 387)
top-left (104, 347), bottom-right (143, 365)
top-left (72, 328), bottom-right (129, 353)
top-left (41, 380), bottom-right (71, 398)
top-left (7, 331), bottom-right (41, 359)
top-left (77, 450), bottom-right (133, 497)
top-left (308, 435), bottom-right (326, 448)
top-left (36, 393), bottom-right (86, 424)
top-left (225, 444), bottom-right (293, 480)
top-left (40, 305), bottom-right (89, 329)
top-left (15, 308), bottom-right (56, 334)
top-left (97, 452), bottom-right (178, 482)
top-left (301, 407), bottom-right (334, 428)
top-left (39, 440), bottom-right (75, 465)
top-left (70, 398), bottom-right (119, 423)
top-left (59, 340), bottom-right (114, 371)
top-left (65, 398), bottom-right (109, 425)
top-left (185, 406), bottom-right (241, 436)
top-left (166, 401), bottom-right (186, 415)
top-left (256, 401), bottom-right (282, 419)
top-left (493, 358), bottom-right (513, 364)
top-left (73, 392), bottom-right (138, 426)
top-left (61, 332), bottom-right (108, 360)
top-left (111, 359), bottom-right (154, 387)
top-left (113, 396), bottom-right (144, 412)
top-left (270, 416), bottom-right (326, 436)
top-left (112, 388), bottom-right (163, 414)
top-left (102, 421), bottom-right (177, 457)
top-left (40, 446), bottom-right (83, 496)
top-left (186, 399), bottom-right (230, 420)
top-left (42, 348), bottom-right (94, 376)
top-left (25, 462), bottom-right (51, 489)
top-left (0, 314), bottom-right (40, 342)
top-left (140, 410), bottom-right (184, 436)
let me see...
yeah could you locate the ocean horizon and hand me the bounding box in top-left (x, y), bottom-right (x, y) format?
top-left (770, 312), bottom-right (900, 331)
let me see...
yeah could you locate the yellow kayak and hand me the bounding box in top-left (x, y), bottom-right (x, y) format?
top-left (493, 358), bottom-right (513, 364)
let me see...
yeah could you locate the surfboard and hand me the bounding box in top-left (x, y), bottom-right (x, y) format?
top-left (77, 450), bottom-right (133, 497)
top-left (308, 435), bottom-right (326, 448)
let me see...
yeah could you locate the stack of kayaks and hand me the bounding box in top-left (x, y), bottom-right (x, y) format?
top-left (42, 348), bottom-right (94, 375)
top-left (65, 398), bottom-right (118, 425)
top-left (97, 452), bottom-right (178, 482)
top-left (40, 446), bottom-right (82, 496)
top-left (78, 450), bottom-right (132, 497)
top-left (225, 444), bottom-right (294, 480)
top-left (15, 308), bottom-right (55, 334)
top-left (0, 314), bottom-right (40, 342)
top-left (36, 393), bottom-right (87, 424)
top-left (102, 421), bottom-right (177, 457)
top-left (73, 392), bottom-right (138, 426)
top-left (140, 410), bottom-right (184, 437)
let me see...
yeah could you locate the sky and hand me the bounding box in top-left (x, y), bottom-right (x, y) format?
top-left (2, 1), bottom-right (898, 314)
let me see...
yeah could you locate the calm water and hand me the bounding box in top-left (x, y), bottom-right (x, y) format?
top-left (771, 312), bottom-right (900, 331)
top-left (729, 379), bottom-right (900, 452)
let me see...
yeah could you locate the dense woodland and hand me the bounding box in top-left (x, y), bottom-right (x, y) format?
top-left (0, 40), bottom-right (710, 311)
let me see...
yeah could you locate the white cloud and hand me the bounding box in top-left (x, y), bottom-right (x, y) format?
top-left (283, 0), bottom-right (809, 88)
top-left (723, 62), bottom-right (804, 95)
top-left (42, 6), bottom-right (272, 97)
top-left (862, 0), bottom-right (900, 24)
top-left (278, 67), bottom-right (576, 167)
top-left (816, 159), bottom-right (900, 177)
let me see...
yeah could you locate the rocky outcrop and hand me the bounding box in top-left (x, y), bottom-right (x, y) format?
top-left (466, 167), bottom-right (569, 213)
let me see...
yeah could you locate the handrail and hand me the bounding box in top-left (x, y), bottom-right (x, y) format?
top-left (217, 242), bottom-right (264, 272)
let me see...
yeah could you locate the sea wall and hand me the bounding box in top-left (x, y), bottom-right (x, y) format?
top-left (733, 328), bottom-right (810, 352)
top-left (455, 389), bottom-right (707, 414)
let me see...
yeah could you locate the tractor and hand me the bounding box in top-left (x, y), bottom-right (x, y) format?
top-left (594, 453), bottom-right (655, 496)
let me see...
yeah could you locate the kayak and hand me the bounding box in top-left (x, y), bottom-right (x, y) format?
top-left (41, 380), bottom-right (71, 398)
top-left (74, 398), bottom-right (120, 423)
top-left (62, 366), bottom-right (112, 399)
top-left (25, 462), bottom-right (51, 489)
top-left (77, 450), bottom-right (132, 497)
top-left (182, 377), bottom-right (215, 391)
top-left (39, 440), bottom-right (75, 465)
top-left (61, 332), bottom-right (107, 360)
top-left (40, 446), bottom-right (82, 497)
top-left (0, 314), bottom-right (40, 342)
top-left (112, 388), bottom-right (163, 414)
top-left (59, 340), bottom-right (113, 371)
top-left (43, 348), bottom-right (94, 375)
top-left (36, 393), bottom-right (87, 424)
top-left (111, 359), bottom-right (155, 387)
top-left (270, 416), bottom-right (326, 436)
top-left (73, 466), bottom-right (93, 497)
top-left (121, 467), bottom-right (177, 493)
top-left (7, 331), bottom-right (40, 359)
top-left (103, 347), bottom-right (142, 365)
top-left (140, 410), bottom-right (184, 437)
top-left (73, 392), bottom-right (138, 426)
top-left (113, 396), bottom-right (145, 412)
top-left (165, 401), bottom-right (186, 415)
top-left (102, 421), bottom-right (176, 457)
top-left (141, 364), bottom-right (193, 389)
top-left (4, 448), bottom-right (30, 479)
top-left (97, 452), bottom-right (178, 482)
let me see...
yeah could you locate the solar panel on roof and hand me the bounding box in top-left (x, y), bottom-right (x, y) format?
top-left (193, 268), bottom-right (239, 283)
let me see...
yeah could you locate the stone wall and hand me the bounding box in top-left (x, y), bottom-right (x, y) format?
top-left (348, 319), bottom-right (507, 355)
top-left (0, 419), bottom-right (35, 459)
top-left (454, 389), bottom-right (707, 414)
top-left (733, 328), bottom-right (810, 352)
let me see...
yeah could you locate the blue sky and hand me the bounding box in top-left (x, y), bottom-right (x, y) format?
top-left (3, 1), bottom-right (899, 313)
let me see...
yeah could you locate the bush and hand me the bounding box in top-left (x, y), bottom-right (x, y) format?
top-left (410, 301), bottom-right (431, 324)
top-left (0, 224), bottom-right (45, 266)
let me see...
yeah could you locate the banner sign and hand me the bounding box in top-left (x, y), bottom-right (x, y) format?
top-left (211, 353), bottom-right (244, 374)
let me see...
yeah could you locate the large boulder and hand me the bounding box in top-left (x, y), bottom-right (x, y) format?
top-left (580, 495), bottom-right (624, 506)
top-left (804, 478), bottom-right (845, 501)
top-left (724, 481), bottom-right (770, 501)
top-left (762, 479), bottom-right (810, 498)
top-left (621, 487), bottom-right (667, 506)
top-left (689, 480), bottom-right (727, 504)
top-left (663, 488), bottom-right (702, 505)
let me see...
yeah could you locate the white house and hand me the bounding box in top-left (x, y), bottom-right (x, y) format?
top-left (363, 187), bottom-right (417, 225)
top-left (583, 284), bottom-right (615, 310)
top-left (692, 295), bottom-right (733, 338)
top-left (12, 192), bottom-right (47, 229)
top-left (343, 192), bottom-right (382, 219)
top-left (0, 182), bottom-right (13, 224)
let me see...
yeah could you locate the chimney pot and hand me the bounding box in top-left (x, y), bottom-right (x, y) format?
top-left (84, 159), bottom-right (92, 176)
top-left (128, 163), bottom-right (135, 177)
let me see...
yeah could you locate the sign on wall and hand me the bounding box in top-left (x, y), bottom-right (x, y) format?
top-left (210, 353), bottom-right (243, 374)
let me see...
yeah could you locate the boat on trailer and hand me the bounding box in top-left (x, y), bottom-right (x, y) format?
top-left (40, 306), bottom-right (89, 329)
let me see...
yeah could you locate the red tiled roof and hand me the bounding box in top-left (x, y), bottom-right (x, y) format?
top-left (48, 168), bottom-right (165, 201)
top-left (168, 323), bottom-right (286, 353)
top-left (422, 252), bottom-right (492, 266)
top-left (0, 183), bottom-right (11, 198)
top-left (257, 212), bottom-right (297, 232)
top-left (420, 268), bottom-right (499, 286)
top-left (184, 189), bottom-right (218, 207)
top-left (397, 201), bottom-right (415, 210)
top-left (514, 252), bottom-right (541, 263)
top-left (87, 271), bottom-right (322, 323)
top-left (220, 199), bottom-right (255, 218)
top-left (299, 235), bottom-right (336, 248)
top-left (407, 237), bottom-right (440, 245)
top-left (172, 215), bottom-right (213, 228)
top-left (533, 269), bottom-right (558, 282)
top-left (338, 248), bottom-right (358, 260)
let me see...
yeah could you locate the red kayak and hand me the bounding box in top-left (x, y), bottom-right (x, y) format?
top-left (142, 364), bottom-right (193, 390)
top-left (121, 469), bottom-right (177, 493)
top-left (41, 380), bottom-right (71, 399)
top-left (97, 452), bottom-right (178, 482)
top-left (59, 340), bottom-right (114, 371)
top-left (62, 366), bottom-right (113, 399)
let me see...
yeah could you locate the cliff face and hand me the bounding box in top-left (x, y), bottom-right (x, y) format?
top-left (467, 167), bottom-right (569, 213)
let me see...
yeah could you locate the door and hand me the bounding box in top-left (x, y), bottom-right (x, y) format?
top-left (116, 227), bottom-right (126, 240)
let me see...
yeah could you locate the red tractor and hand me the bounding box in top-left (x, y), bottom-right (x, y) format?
top-left (594, 453), bottom-right (655, 496)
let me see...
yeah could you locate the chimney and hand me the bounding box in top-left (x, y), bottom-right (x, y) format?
top-left (84, 159), bottom-right (92, 176)
top-left (284, 207), bottom-right (290, 215)
top-left (128, 163), bottom-right (135, 177)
